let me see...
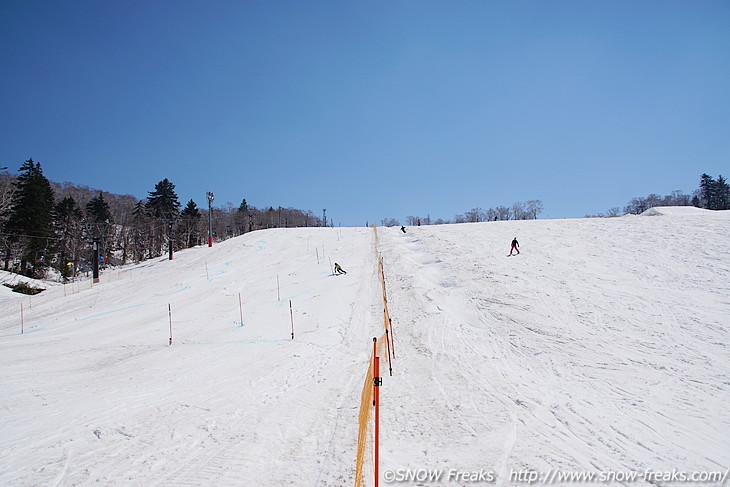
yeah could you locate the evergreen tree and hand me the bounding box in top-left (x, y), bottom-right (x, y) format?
top-left (84, 191), bottom-right (114, 266)
top-left (4, 159), bottom-right (55, 276)
top-left (699, 173), bottom-right (716, 209)
top-left (715, 175), bottom-right (729, 210)
top-left (132, 200), bottom-right (149, 219)
top-left (54, 196), bottom-right (84, 226)
top-left (85, 192), bottom-right (113, 223)
top-left (131, 200), bottom-right (152, 260)
top-left (146, 178), bottom-right (180, 218)
top-left (53, 196), bottom-right (84, 279)
top-left (237, 199), bottom-right (249, 233)
top-left (181, 199), bottom-right (201, 218)
top-left (145, 179), bottom-right (180, 257)
top-left (180, 199), bottom-right (201, 248)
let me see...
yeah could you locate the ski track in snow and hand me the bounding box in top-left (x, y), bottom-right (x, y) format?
top-left (0, 210), bottom-right (729, 486)
top-left (379, 210), bottom-right (729, 486)
top-left (0, 228), bottom-right (380, 486)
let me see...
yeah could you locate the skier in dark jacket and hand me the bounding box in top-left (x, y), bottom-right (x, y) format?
top-left (334, 263), bottom-right (346, 275)
top-left (509, 237), bottom-right (520, 255)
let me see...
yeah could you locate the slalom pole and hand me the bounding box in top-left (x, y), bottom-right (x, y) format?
top-left (238, 293), bottom-right (243, 327)
top-left (168, 304), bottom-right (173, 345)
top-left (316, 248), bottom-right (320, 265)
top-left (21, 302), bottom-right (24, 335)
top-left (289, 300), bottom-right (294, 339)
top-left (385, 329), bottom-right (393, 376)
top-left (328, 257), bottom-right (333, 275)
top-left (277, 275), bottom-right (281, 301)
top-left (389, 318), bottom-right (396, 359)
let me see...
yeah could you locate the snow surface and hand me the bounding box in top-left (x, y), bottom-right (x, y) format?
top-left (1, 209), bottom-right (729, 486)
top-left (639, 206), bottom-right (715, 217)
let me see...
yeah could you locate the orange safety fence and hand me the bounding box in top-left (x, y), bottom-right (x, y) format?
top-left (354, 226), bottom-right (395, 487)
top-left (354, 333), bottom-right (386, 487)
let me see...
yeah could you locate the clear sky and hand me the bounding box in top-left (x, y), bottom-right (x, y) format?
top-left (1, 1), bottom-right (728, 225)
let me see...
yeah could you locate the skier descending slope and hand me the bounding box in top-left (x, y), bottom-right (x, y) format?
top-left (509, 237), bottom-right (520, 256)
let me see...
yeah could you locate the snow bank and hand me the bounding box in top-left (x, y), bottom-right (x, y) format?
top-left (640, 205), bottom-right (716, 216)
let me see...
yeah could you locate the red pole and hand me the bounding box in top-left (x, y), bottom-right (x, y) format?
top-left (168, 304), bottom-right (173, 345)
top-left (289, 300), bottom-right (294, 339)
top-left (374, 354), bottom-right (381, 487)
top-left (208, 236), bottom-right (213, 247)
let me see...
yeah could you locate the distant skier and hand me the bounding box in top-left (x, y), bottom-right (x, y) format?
top-left (401, 226), bottom-right (406, 233)
top-left (334, 262), bottom-right (347, 275)
top-left (509, 237), bottom-right (520, 256)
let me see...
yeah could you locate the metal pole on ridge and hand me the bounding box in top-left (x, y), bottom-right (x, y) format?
top-left (206, 190), bottom-right (214, 247)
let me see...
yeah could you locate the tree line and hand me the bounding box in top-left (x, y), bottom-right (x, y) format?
top-left (381, 200), bottom-right (544, 227)
top-left (589, 173), bottom-right (729, 217)
top-left (1, 159), bottom-right (324, 280)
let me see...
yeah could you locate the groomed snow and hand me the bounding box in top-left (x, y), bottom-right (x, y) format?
top-left (1, 209), bottom-right (728, 486)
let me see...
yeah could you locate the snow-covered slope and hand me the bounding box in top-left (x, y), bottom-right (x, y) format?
top-left (0, 227), bottom-right (380, 486)
top-left (1, 210), bottom-right (728, 486)
top-left (640, 206), bottom-right (715, 217)
top-left (378, 209), bottom-right (730, 486)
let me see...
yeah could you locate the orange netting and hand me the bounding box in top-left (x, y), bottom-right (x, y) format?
top-left (354, 226), bottom-right (394, 487)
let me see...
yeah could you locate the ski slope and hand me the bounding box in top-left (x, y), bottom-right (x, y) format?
top-left (1, 208), bottom-right (728, 486)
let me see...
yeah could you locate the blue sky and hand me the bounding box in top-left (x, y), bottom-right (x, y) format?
top-left (1, 1), bottom-right (728, 225)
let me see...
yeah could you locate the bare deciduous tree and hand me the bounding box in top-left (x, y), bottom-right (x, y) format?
top-left (511, 202), bottom-right (526, 221)
top-left (525, 200), bottom-right (544, 219)
top-left (464, 208), bottom-right (486, 223)
top-left (495, 206), bottom-right (511, 221)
